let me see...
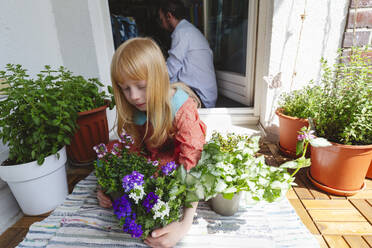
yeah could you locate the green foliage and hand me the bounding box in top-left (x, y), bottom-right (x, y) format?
top-left (278, 83), bottom-right (322, 119)
top-left (0, 64), bottom-right (113, 165)
top-left (314, 47), bottom-right (372, 145)
top-left (187, 132), bottom-right (296, 203)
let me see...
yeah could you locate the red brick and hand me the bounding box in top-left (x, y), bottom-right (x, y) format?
top-left (347, 9), bottom-right (372, 28)
top-left (343, 31), bottom-right (371, 47)
top-left (350, 0), bottom-right (372, 8)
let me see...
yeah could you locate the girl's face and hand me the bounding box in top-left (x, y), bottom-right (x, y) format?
top-left (119, 73), bottom-right (147, 111)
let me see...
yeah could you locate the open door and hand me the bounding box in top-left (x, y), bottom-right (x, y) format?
top-left (204, 0), bottom-right (257, 106)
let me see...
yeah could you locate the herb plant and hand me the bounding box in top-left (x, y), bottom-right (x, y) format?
top-left (313, 47), bottom-right (372, 145)
top-left (0, 64), bottom-right (113, 165)
top-left (186, 132), bottom-right (298, 203)
top-left (278, 83), bottom-right (321, 119)
top-left (0, 64), bottom-right (78, 165)
top-left (94, 128), bottom-right (189, 239)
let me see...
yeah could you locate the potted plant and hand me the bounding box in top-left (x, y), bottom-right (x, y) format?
top-left (93, 128), bottom-right (191, 239)
top-left (0, 64), bottom-right (79, 215)
top-left (58, 69), bottom-right (114, 165)
top-left (276, 84), bottom-right (321, 157)
top-left (308, 47), bottom-right (372, 195)
top-left (186, 132), bottom-right (304, 216)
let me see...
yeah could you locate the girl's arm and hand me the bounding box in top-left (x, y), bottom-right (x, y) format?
top-left (144, 202), bottom-right (198, 248)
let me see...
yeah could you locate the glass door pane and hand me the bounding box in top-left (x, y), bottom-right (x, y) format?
top-left (206, 0), bottom-right (248, 76)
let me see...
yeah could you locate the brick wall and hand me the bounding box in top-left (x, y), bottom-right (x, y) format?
top-left (342, 0), bottom-right (372, 49)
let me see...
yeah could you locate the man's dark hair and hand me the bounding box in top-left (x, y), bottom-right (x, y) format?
top-left (159, 0), bottom-right (186, 20)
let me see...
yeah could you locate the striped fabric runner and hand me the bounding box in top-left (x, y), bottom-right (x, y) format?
top-left (17, 173), bottom-right (319, 248)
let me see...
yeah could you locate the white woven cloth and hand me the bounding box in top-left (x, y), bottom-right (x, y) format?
top-left (17, 172), bottom-right (319, 248)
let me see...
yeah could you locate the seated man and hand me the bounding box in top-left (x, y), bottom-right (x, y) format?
top-left (158, 0), bottom-right (218, 108)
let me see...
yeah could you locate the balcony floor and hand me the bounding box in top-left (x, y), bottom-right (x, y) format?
top-left (0, 140), bottom-right (371, 248)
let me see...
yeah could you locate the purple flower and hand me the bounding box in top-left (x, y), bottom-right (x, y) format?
top-left (122, 171), bottom-right (144, 192)
top-left (297, 130), bottom-right (315, 141)
top-left (118, 128), bottom-right (135, 147)
top-left (93, 143), bottom-right (108, 158)
top-left (123, 215), bottom-right (143, 238)
top-left (111, 143), bottom-right (121, 156)
top-left (142, 192), bottom-right (159, 213)
top-left (112, 194), bottom-right (132, 219)
top-left (161, 161), bottom-right (178, 175)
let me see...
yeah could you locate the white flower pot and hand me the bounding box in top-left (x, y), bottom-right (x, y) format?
top-left (0, 147), bottom-right (68, 215)
top-left (209, 192), bottom-right (242, 216)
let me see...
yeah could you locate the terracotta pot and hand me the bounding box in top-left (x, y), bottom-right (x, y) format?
top-left (67, 105), bottom-right (109, 164)
top-left (309, 142), bottom-right (372, 195)
top-left (276, 108), bottom-right (309, 158)
top-left (366, 162), bottom-right (372, 179)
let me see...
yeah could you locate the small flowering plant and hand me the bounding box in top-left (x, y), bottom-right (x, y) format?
top-left (280, 126), bottom-right (331, 176)
top-left (94, 129), bottom-right (189, 239)
top-left (186, 132), bottom-right (296, 203)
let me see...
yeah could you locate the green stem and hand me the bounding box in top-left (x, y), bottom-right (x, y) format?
top-left (291, 141), bottom-right (309, 177)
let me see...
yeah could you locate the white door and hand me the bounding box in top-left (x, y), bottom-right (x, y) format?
top-left (204, 0), bottom-right (258, 106)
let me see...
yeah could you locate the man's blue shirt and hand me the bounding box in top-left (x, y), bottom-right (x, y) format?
top-left (166, 20), bottom-right (217, 108)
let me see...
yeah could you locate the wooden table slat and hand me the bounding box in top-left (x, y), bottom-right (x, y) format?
top-left (288, 199), bottom-right (320, 234)
top-left (314, 234), bottom-right (330, 248)
top-left (350, 199), bottom-right (372, 225)
top-left (308, 209), bottom-right (365, 222)
top-left (323, 235), bottom-right (350, 248)
top-left (344, 235), bottom-right (370, 248)
top-left (362, 235), bottom-right (372, 247)
top-left (298, 168), bottom-right (330, 199)
top-left (316, 221), bottom-right (372, 235)
top-left (302, 200), bottom-right (354, 209)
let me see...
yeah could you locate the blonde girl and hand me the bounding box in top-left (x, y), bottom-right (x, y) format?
top-left (97, 37), bottom-right (206, 248)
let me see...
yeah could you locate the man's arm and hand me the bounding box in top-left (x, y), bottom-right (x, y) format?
top-left (167, 31), bottom-right (188, 81)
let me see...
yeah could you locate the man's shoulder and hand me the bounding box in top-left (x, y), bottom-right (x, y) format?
top-left (175, 19), bottom-right (199, 34)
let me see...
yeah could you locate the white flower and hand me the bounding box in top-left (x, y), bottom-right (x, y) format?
top-left (216, 162), bottom-right (224, 169)
top-left (283, 173), bottom-right (291, 180)
top-left (247, 180), bottom-right (257, 191)
top-left (271, 180), bottom-right (289, 192)
top-left (237, 141), bottom-right (245, 150)
top-left (225, 176), bottom-right (233, 182)
top-left (128, 184), bottom-right (145, 204)
top-left (215, 180), bottom-right (227, 193)
top-left (235, 154), bottom-right (243, 160)
top-left (152, 200), bottom-right (170, 220)
top-left (258, 177), bottom-right (269, 187)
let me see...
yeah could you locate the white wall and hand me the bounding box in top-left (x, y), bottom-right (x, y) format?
top-left (0, 0), bottom-right (115, 235)
top-left (0, 0), bottom-right (115, 128)
top-left (258, 0), bottom-right (349, 140)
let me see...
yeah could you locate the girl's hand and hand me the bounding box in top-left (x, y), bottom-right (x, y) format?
top-left (144, 220), bottom-right (192, 248)
top-left (97, 189), bottom-right (112, 208)
top-left (144, 202), bottom-right (198, 248)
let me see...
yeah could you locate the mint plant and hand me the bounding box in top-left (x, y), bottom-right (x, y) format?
top-left (313, 47), bottom-right (372, 145)
top-left (0, 64), bottom-right (113, 165)
top-left (0, 64), bottom-right (78, 165)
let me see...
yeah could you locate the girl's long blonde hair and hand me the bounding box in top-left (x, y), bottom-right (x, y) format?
top-left (111, 37), bottom-right (200, 148)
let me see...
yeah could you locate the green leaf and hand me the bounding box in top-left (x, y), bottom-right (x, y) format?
top-left (177, 165), bottom-right (187, 183)
top-left (296, 157), bottom-right (311, 169)
top-left (296, 139), bottom-right (304, 156)
top-left (280, 161), bottom-right (298, 169)
top-left (222, 192), bottom-right (234, 200)
top-left (186, 191), bottom-right (199, 203)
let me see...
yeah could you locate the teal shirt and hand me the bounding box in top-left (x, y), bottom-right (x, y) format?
top-left (133, 88), bottom-right (189, 125)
